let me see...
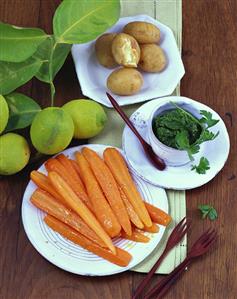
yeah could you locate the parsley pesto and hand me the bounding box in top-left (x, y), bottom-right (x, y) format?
top-left (152, 108), bottom-right (202, 149)
top-left (152, 102), bottom-right (220, 174)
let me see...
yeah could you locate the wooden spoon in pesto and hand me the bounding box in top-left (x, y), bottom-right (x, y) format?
top-left (106, 92), bottom-right (166, 171)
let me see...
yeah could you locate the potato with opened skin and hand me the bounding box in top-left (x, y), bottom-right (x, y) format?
top-left (112, 33), bottom-right (140, 67)
top-left (123, 21), bottom-right (160, 44)
top-left (107, 68), bottom-right (143, 96)
top-left (95, 33), bottom-right (117, 68)
top-left (139, 44), bottom-right (166, 73)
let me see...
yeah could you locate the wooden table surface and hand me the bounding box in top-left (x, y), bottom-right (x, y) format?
top-left (1, 1), bottom-right (237, 298)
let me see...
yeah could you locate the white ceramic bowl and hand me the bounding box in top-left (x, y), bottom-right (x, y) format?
top-left (147, 100), bottom-right (204, 166)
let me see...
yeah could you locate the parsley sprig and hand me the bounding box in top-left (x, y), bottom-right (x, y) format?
top-left (171, 103), bottom-right (219, 173)
top-left (172, 103), bottom-right (219, 160)
top-left (198, 204), bottom-right (218, 220)
top-left (191, 157), bottom-right (210, 174)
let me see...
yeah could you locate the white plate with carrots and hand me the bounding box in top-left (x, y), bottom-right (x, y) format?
top-left (22, 144), bottom-right (170, 276)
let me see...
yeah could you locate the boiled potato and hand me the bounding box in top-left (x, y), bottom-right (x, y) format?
top-left (139, 44), bottom-right (166, 73)
top-left (95, 33), bottom-right (117, 68)
top-left (111, 33), bottom-right (140, 67)
top-left (107, 68), bottom-right (143, 96)
top-left (123, 21), bottom-right (160, 44)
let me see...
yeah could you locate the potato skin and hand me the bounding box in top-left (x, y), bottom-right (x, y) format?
top-left (123, 21), bottom-right (160, 44)
top-left (111, 33), bottom-right (140, 67)
top-left (107, 68), bottom-right (143, 96)
top-left (95, 33), bottom-right (117, 68)
top-left (138, 44), bottom-right (166, 73)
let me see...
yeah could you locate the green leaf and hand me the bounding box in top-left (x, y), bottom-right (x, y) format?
top-left (53, 0), bottom-right (120, 44)
top-left (34, 36), bottom-right (71, 83)
top-left (198, 129), bottom-right (219, 143)
top-left (175, 130), bottom-right (190, 149)
top-left (187, 144), bottom-right (200, 158)
top-left (198, 204), bottom-right (218, 221)
top-left (4, 92), bottom-right (41, 132)
top-left (0, 22), bottom-right (48, 62)
top-left (208, 208), bottom-right (218, 220)
top-left (191, 157), bottom-right (210, 174)
top-left (199, 110), bottom-right (219, 128)
top-left (0, 57), bottom-right (42, 95)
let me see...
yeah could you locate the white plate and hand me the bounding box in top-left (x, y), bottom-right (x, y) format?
top-left (22, 144), bottom-right (168, 276)
top-left (122, 97), bottom-right (230, 190)
top-left (71, 15), bottom-right (185, 107)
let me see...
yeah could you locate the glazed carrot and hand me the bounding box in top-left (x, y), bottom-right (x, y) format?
top-left (56, 154), bottom-right (85, 191)
top-left (104, 148), bottom-right (152, 227)
top-left (75, 152), bottom-right (121, 238)
top-left (82, 147), bottom-right (132, 236)
top-left (30, 170), bottom-right (66, 204)
top-left (145, 202), bottom-right (172, 226)
top-left (118, 184), bottom-right (144, 229)
top-left (45, 215), bottom-right (132, 267)
top-left (45, 158), bottom-right (93, 211)
top-left (48, 171), bottom-right (115, 254)
top-left (121, 229), bottom-right (150, 243)
top-left (141, 223), bottom-right (160, 233)
top-left (70, 159), bottom-right (84, 181)
top-left (31, 189), bottom-right (106, 247)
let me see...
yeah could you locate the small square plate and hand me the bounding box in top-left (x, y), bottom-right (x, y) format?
top-left (71, 14), bottom-right (185, 107)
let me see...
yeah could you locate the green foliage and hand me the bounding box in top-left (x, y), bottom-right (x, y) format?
top-left (0, 22), bottom-right (48, 62)
top-left (191, 157), bottom-right (210, 174)
top-left (34, 36), bottom-right (71, 83)
top-left (0, 57), bottom-right (42, 95)
top-left (199, 110), bottom-right (219, 128)
top-left (198, 204), bottom-right (218, 220)
top-left (0, 0), bottom-right (120, 105)
top-left (53, 0), bottom-right (120, 44)
top-left (4, 92), bottom-right (41, 132)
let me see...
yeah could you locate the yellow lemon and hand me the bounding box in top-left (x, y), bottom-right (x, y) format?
top-left (0, 133), bottom-right (30, 175)
top-left (62, 99), bottom-right (107, 139)
top-left (30, 107), bottom-right (74, 155)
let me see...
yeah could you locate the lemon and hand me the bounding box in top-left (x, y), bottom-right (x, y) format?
top-left (0, 95), bottom-right (9, 134)
top-left (30, 107), bottom-right (74, 155)
top-left (0, 133), bottom-right (30, 175)
top-left (62, 99), bottom-right (107, 139)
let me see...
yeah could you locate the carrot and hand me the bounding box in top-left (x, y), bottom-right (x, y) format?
top-left (45, 158), bottom-right (93, 211)
top-left (118, 184), bottom-right (144, 229)
top-left (56, 154), bottom-right (85, 192)
top-left (104, 148), bottom-right (152, 227)
top-left (121, 229), bottom-right (150, 243)
top-left (30, 170), bottom-right (66, 205)
top-left (75, 152), bottom-right (121, 238)
top-left (70, 159), bottom-right (84, 181)
top-left (141, 223), bottom-right (160, 233)
top-left (145, 202), bottom-right (172, 226)
top-left (44, 215), bottom-right (132, 267)
top-left (82, 147), bottom-right (132, 236)
top-left (31, 189), bottom-right (106, 247)
top-left (48, 171), bottom-right (115, 254)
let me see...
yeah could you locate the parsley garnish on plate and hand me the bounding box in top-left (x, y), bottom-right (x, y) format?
top-left (191, 157), bottom-right (210, 174)
top-left (198, 204), bottom-right (218, 220)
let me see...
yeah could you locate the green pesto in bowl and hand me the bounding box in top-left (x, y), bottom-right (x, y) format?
top-left (152, 107), bottom-right (203, 149)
